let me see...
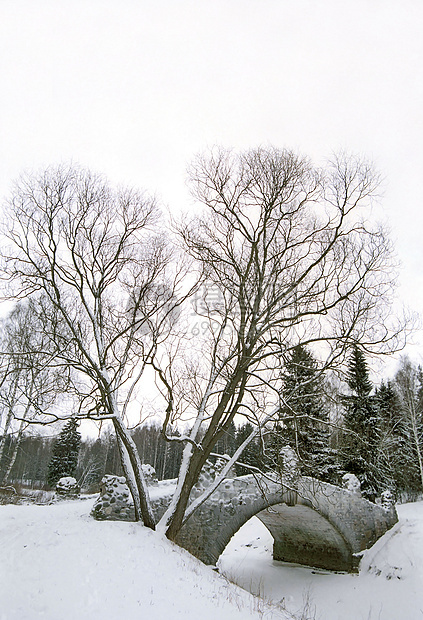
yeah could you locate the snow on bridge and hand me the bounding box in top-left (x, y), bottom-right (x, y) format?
top-left (93, 473), bottom-right (398, 572)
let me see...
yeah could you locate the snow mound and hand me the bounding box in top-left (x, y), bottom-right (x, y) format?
top-left (341, 473), bottom-right (361, 496)
top-left (141, 463), bottom-right (159, 485)
top-left (360, 502), bottom-right (423, 583)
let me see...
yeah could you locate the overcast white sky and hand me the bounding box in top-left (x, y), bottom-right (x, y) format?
top-left (1, 0), bottom-right (422, 374)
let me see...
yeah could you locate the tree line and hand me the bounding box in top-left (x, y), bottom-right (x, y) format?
top-left (0, 417), bottom-right (256, 489)
top-left (1, 422), bottom-right (184, 489)
top-left (0, 147), bottom-right (411, 541)
top-left (3, 343), bottom-right (422, 505)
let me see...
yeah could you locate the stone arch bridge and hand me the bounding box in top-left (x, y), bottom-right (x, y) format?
top-left (153, 474), bottom-right (397, 572)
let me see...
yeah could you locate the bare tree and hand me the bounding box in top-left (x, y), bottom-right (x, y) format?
top-left (155, 147), bottom-right (404, 540)
top-left (1, 151), bottom-right (405, 542)
top-left (0, 300), bottom-right (64, 484)
top-left (394, 357), bottom-right (423, 492)
top-left (1, 165), bottom-right (185, 528)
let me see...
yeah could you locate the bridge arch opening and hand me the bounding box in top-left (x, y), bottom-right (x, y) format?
top-left (211, 500), bottom-right (355, 573)
top-left (256, 503), bottom-right (355, 572)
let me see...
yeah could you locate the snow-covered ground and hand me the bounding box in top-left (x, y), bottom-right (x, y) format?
top-left (1, 497), bottom-right (422, 620)
top-left (0, 497), bottom-right (289, 620)
top-left (218, 502), bottom-right (423, 620)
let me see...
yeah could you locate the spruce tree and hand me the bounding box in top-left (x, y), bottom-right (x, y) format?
top-left (373, 380), bottom-right (405, 496)
top-left (47, 419), bottom-right (81, 487)
top-left (341, 346), bottom-right (379, 499)
top-left (267, 345), bottom-right (339, 482)
top-left (214, 420), bottom-right (237, 457)
top-left (234, 422), bottom-right (262, 475)
top-left (374, 380), bottom-right (400, 432)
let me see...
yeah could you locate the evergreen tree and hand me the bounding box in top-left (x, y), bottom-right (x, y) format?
top-left (214, 420), bottom-right (237, 457)
top-left (234, 422), bottom-right (262, 475)
top-left (47, 419), bottom-right (81, 487)
top-left (374, 380), bottom-right (400, 432)
top-left (373, 380), bottom-right (406, 496)
top-left (266, 345), bottom-right (338, 482)
top-left (341, 346), bottom-right (379, 499)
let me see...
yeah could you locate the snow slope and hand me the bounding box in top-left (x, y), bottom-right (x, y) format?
top-left (0, 498), bottom-right (289, 620)
top-left (2, 497), bottom-right (422, 620)
top-left (218, 502), bottom-right (423, 620)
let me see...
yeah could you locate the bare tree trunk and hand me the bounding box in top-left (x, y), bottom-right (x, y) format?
top-left (0, 407), bottom-right (16, 468)
top-left (164, 452), bottom-right (206, 540)
top-left (113, 417), bottom-right (156, 529)
top-left (410, 405), bottom-right (423, 490)
top-left (0, 419), bottom-right (25, 485)
top-left (0, 377), bottom-right (19, 462)
top-left (0, 425), bottom-right (10, 465)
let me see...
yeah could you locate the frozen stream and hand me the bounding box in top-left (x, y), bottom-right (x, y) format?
top-left (218, 502), bottom-right (423, 620)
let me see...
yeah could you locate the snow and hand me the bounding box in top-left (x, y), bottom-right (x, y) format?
top-left (0, 498), bottom-right (288, 620)
top-left (2, 496), bottom-right (423, 620)
top-left (148, 478), bottom-right (177, 500)
top-left (341, 473), bottom-right (362, 496)
top-left (55, 477), bottom-right (77, 487)
top-left (218, 502), bottom-right (423, 620)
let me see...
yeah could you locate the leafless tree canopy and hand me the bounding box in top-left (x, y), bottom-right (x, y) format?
top-left (0, 300), bottom-right (66, 484)
top-left (1, 165), bottom-right (184, 527)
top-left (156, 147), bottom-right (405, 538)
top-left (0, 151), bottom-right (407, 538)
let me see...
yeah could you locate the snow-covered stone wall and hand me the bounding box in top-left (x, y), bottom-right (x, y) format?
top-left (91, 471), bottom-right (398, 572)
top-left (91, 468), bottom-right (161, 521)
top-left (91, 475), bottom-right (135, 521)
top-left (55, 477), bottom-right (80, 499)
